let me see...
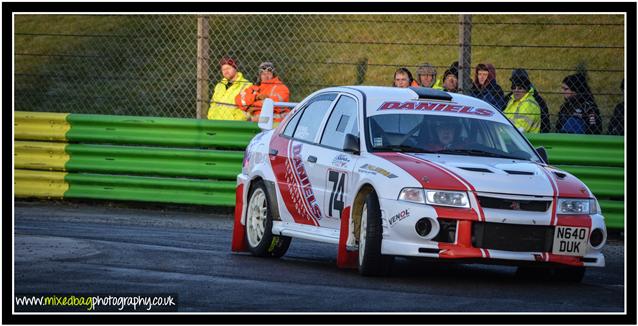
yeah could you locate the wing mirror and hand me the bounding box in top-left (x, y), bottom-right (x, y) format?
top-left (535, 146), bottom-right (548, 163)
top-left (258, 98), bottom-right (275, 130)
top-left (343, 134), bottom-right (360, 154)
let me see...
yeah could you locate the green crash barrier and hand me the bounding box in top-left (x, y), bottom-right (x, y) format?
top-left (65, 144), bottom-right (244, 180)
top-left (526, 133), bottom-right (624, 167)
top-left (65, 173), bottom-right (236, 206)
top-left (13, 111), bottom-right (625, 230)
top-left (599, 200), bottom-right (624, 230)
top-left (66, 114), bottom-right (261, 149)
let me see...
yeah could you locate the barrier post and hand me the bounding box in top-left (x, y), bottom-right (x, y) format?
top-left (196, 16), bottom-right (210, 119)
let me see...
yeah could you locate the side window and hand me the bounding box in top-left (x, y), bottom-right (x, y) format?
top-left (282, 110), bottom-right (303, 137)
top-left (292, 94), bottom-right (337, 142)
top-left (320, 95), bottom-right (359, 149)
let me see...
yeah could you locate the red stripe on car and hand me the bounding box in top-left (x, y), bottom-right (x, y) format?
top-left (269, 135), bottom-right (319, 226)
top-left (556, 215), bottom-right (592, 228)
top-left (373, 152), bottom-right (467, 191)
top-left (539, 167), bottom-right (559, 225)
top-left (544, 167), bottom-right (592, 198)
top-left (546, 254), bottom-right (584, 267)
top-left (432, 206), bottom-right (479, 221)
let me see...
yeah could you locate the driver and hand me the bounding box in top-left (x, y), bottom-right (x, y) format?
top-left (427, 118), bottom-right (463, 151)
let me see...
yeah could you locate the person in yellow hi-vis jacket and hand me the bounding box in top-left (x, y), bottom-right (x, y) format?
top-left (503, 70), bottom-right (541, 133)
top-left (208, 56), bottom-right (253, 120)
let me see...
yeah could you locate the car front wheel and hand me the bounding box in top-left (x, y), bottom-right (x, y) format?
top-left (358, 191), bottom-right (394, 276)
top-left (245, 180), bottom-right (291, 258)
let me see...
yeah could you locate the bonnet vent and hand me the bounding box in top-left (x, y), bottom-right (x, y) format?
top-left (459, 167), bottom-right (493, 173)
top-left (504, 170), bottom-right (534, 175)
top-left (408, 87), bottom-right (453, 101)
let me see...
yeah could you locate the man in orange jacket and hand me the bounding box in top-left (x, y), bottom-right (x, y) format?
top-left (235, 62), bottom-right (291, 123)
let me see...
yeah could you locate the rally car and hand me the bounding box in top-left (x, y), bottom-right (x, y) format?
top-left (231, 86), bottom-right (606, 282)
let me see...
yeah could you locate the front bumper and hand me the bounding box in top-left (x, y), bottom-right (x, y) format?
top-left (378, 198), bottom-right (606, 268)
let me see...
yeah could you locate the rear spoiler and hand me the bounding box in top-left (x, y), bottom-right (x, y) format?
top-left (259, 99), bottom-right (299, 130)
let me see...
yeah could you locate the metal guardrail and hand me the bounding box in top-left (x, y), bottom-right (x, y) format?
top-left (13, 111), bottom-right (624, 229)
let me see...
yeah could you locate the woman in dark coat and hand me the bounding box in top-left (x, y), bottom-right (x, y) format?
top-left (470, 63), bottom-right (506, 110)
top-left (556, 73), bottom-right (602, 134)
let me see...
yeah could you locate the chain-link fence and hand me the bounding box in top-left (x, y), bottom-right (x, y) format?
top-left (14, 14), bottom-right (624, 134)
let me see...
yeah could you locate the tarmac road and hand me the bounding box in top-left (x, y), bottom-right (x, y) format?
top-left (13, 200), bottom-right (625, 313)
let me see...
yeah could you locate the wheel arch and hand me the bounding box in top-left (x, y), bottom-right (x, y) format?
top-left (351, 183), bottom-right (376, 244)
top-left (247, 176), bottom-right (281, 222)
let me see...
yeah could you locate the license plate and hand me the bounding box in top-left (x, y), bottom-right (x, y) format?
top-left (552, 226), bottom-right (589, 256)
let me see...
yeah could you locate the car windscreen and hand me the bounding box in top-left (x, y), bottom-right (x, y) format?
top-left (367, 114), bottom-right (540, 162)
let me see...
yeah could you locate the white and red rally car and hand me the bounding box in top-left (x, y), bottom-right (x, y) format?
top-left (231, 86), bottom-right (606, 282)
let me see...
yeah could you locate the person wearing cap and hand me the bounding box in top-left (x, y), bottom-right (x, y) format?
top-left (608, 79), bottom-right (624, 135)
top-left (416, 63), bottom-right (443, 89)
top-left (556, 73), bottom-right (602, 134)
top-left (502, 68), bottom-right (551, 132)
top-left (235, 61), bottom-right (290, 123)
top-left (503, 70), bottom-right (542, 133)
top-left (470, 63), bottom-right (506, 109)
top-left (392, 67), bottom-right (418, 88)
top-left (441, 61), bottom-right (459, 93)
top-left (208, 56), bottom-right (253, 121)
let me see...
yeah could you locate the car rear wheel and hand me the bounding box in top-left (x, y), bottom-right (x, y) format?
top-left (245, 181), bottom-right (291, 258)
top-left (358, 191), bottom-right (393, 276)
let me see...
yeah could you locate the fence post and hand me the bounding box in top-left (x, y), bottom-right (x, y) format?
top-left (196, 16), bottom-right (210, 119)
top-left (458, 14), bottom-right (472, 95)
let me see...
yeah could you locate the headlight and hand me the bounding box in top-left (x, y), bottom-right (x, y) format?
top-left (398, 188), bottom-right (425, 204)
top-left (425, 190), bottom-right (470, 208)
top-left (557, 198), bottom-right (598, 215)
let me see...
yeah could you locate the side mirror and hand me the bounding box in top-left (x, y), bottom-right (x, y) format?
top-left (343, 134), bottom-right (360, 154)
top-left (258, 98), bottom-right (275, 130)
top-left (535, 146), bottom-right (548, 163)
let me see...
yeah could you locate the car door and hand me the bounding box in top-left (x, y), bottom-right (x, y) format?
top-left (268, 93), bottom-right (337, 227)
top-left (313, 94), bottom-right (361, 230)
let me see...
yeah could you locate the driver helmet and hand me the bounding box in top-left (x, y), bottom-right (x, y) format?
top-left (432, 116), bottom-right (462, 133)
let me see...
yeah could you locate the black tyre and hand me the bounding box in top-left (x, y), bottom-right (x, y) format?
top-left (245, 181), bottom-right (291, 258)
top-left (358, 191), bottom-right (394, 276)
top-left (551, 266), bottom-right (586, 283)
top-left (516, 265), bottom-right (585, 283)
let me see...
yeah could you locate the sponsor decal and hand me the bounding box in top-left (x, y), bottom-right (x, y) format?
top-left (241, 131), bottom-right (266, 167)
top-left (388, 209), bottom-right (410, 227)
top-left (331, 154), bottom-right (351, 168)
top-left (358, 164), bottom-right (398, 178)
top-left (285, 143), bottom-right (322, 221)
top-left (258, 116), bottom-right (270, 124)
top-left (377, 101), bottom-right (494, 117)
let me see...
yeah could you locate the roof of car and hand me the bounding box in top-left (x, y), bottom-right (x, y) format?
top-left (321, 86), bottom-right (509, 124)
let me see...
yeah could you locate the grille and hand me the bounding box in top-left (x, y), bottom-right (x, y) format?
top-left (477, 196), bottom-right (551, 212)
top-left (472, 222), bottom-right (554, 252)
top-left (434, 219), bottom-right (457, 243)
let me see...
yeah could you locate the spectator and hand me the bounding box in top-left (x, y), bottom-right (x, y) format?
top-left (208, 56), bottom-right (253, 121)
top-left (441, 61), bottom-right (459, 93)
top-left (416, 63), bottom-right (438, 88)
top-left (502, 69), bottom-right (551, 132)
top-left (393, 67), bottom-right (418, 88)
top-left (503, 70), bottom-right (542, 133)
top-left (470, 63), bottom-right (506, 109)
top-left (608, 79), bottom-right (624, 136)
top-left (556, 73), bottom-right (602, 134)
top-left (235, 62), bottom-right (291, 123)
